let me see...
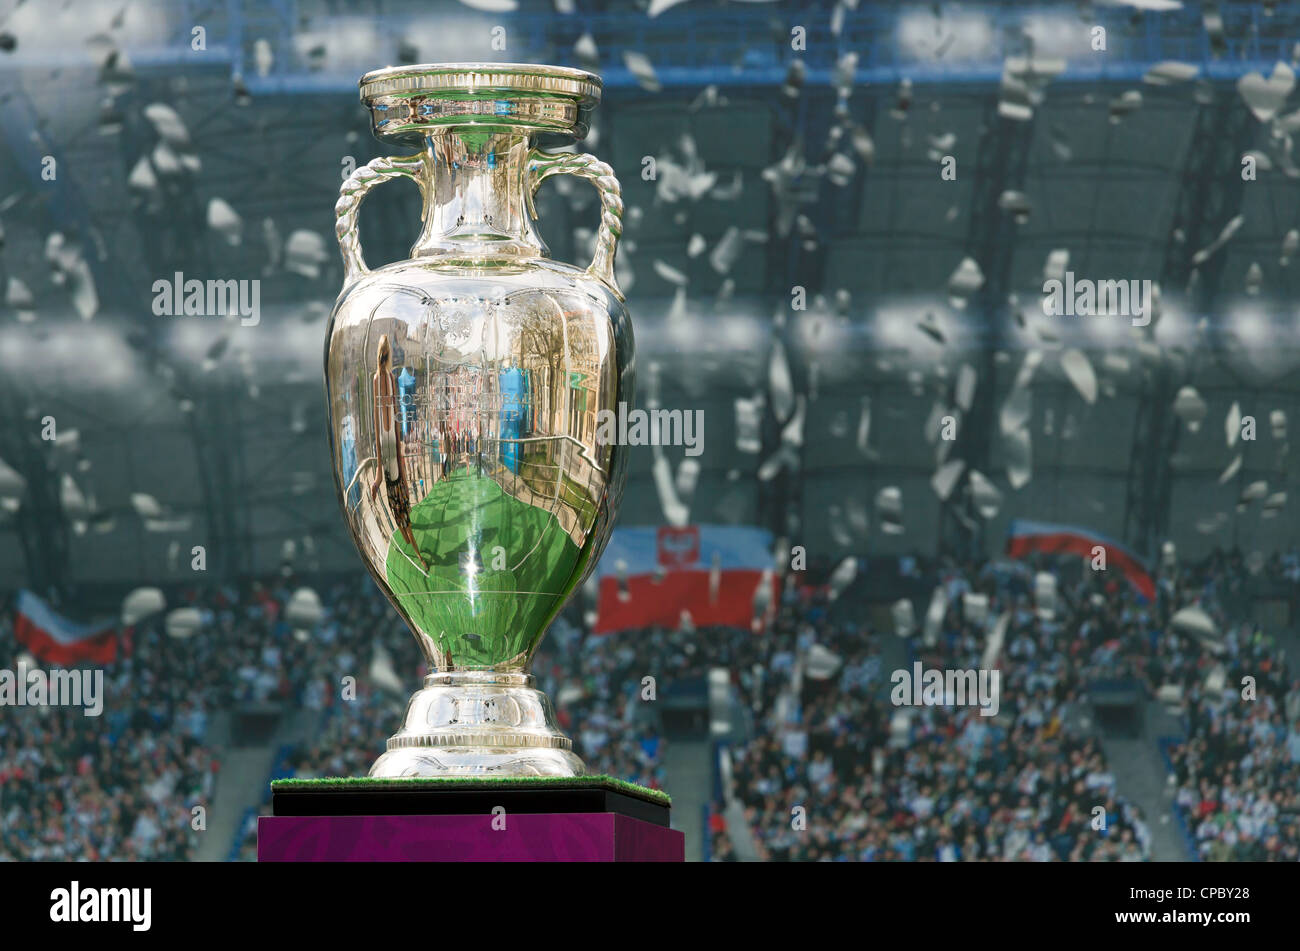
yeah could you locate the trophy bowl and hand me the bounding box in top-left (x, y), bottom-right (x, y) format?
top-left (323, 63), bottom-right (634, 777)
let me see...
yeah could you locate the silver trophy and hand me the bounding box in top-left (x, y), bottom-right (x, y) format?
top-left (324, 64), bottom-right (633, 776)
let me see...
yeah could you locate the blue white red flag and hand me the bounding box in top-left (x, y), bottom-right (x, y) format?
top-left (1006, 520), bottom-right (1155, 600)
top-left (13, 590), bottom-right (119, 665)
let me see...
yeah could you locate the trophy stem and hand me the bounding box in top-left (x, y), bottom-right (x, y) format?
top-left (368, 670), bottom-right (587, 778)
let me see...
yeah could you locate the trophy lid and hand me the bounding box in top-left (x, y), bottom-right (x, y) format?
top-left (359, 62), bottom-right (602, 144)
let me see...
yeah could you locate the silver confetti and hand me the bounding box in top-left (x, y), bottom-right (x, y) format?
top-left (1043, 248), bottom-right (1069, 283)
top-left (998, 189), bottom-right (1031, 224)
top-left (709, 226), bottom-right (744, 274)
top-left (955, 363), bottom-right (977, 411)
top-left (1034, 571), bottom-right (1057, 620)
top-left (1237, 61), bottom-right (1295, 122)
top-left (1226, 401), bottom-right (1241, 447)
top-left (1108, 90), bottom-right (1143, 122)
top-left (768, 338), bottom-right (795, 420)
top-left (1245, 261), bottom-right (1263, 295)
top-left (285, 230), bottom-right (328, 279)
top-left (1191, 213), bottom-right (1244, 265)
top-left (207, 198), bottom-right (242, 245)
top-left (1219, 454), bottom-right (1242, 484)
top-left (931, 458), bottom-right (965, 501)
top-left (1144, 60), bottom-right (1199, 85)
top-left (622, 51), bottom-right (662, 93)
top-left (828, 557), bottom-right (858, 601)
top-left (652, 455), bottom-right (689, 527)
top-left (573, 33), bottom-right (599, 71)
top-left (652, 259), bottom-right (688, 286)
top-left (1005, 426), bottom-right (1033, 489)
top-left (969, 470), bottom-right (1002, 519)
top-left (962, 592), bottom-right (989, 625)
top-left (1282, 229), bottom-right (1299, 265)
top-left (856, 396), bottom-right (873, 457)
top-left (1060, 349), bottom-right (1097, 404)
top-left (1173, 385), bottom-right (1207, 431)
top-left (891, 598), bottom-right (916, 638)
top-left (143, 102), bottom-right (190, 148)
top-left (921, 585), bottom-right (946, 645)
top-left (947, 257), bottom-right (984, 307)
top-left (1241, 479), bottom-right (1269, 503)
top-left (876, 486), bottom-right (904, 534)
top-left (1171, 605), bottom-right (1224, 653)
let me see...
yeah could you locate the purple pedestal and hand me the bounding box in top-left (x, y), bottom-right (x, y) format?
top-left (258, 812), bottom-right (684, 862)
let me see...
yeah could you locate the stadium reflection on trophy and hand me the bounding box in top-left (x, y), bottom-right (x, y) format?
top-left (324, 64), bottom-right (633, 776)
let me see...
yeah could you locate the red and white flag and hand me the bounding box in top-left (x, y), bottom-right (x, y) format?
top-left (593, 525), bottom-right (775, 634)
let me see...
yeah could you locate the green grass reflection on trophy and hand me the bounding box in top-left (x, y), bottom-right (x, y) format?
top-left (384, 468), bottom-right (584, 669)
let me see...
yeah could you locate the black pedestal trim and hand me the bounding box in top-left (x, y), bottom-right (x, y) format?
top-left (272, 779), bottom-right (671, 828)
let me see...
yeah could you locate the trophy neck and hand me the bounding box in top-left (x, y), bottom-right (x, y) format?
top-left (422, 670), bottom-right (535, 688)
top-left (410, 130), bottom-right (547, 265)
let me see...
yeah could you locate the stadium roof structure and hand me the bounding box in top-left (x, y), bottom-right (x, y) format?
top-left (1, 0), bottom-right (1299, 595)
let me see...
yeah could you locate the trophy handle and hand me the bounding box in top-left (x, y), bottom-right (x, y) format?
top-left (334, 154), bottom-right (426, 285)
top-left (526, 148), bottom-right (624, 301)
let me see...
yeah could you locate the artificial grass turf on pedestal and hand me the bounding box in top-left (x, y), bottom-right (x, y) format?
top-left (270, 775), bottom-right (672, 826)
top-left (271, 774), bottom-right (670, 806)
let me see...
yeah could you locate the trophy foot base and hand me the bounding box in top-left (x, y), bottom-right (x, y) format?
top-left (368, 745), bottom-right (586, 778)
top-left (369, 672), bottom-right (585, 778)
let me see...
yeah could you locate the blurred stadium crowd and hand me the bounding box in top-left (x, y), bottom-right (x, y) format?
top-left (1165, 555), bottom-right (1300, 862)
top-left (0, 609), bottom-right (216, 861)
top-left (1, 545), bottom-right (1298, 862)
top-left (727, 562), bottom-right (1154, 862)
top-left (721, 548), bottom-right (1297, 861)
